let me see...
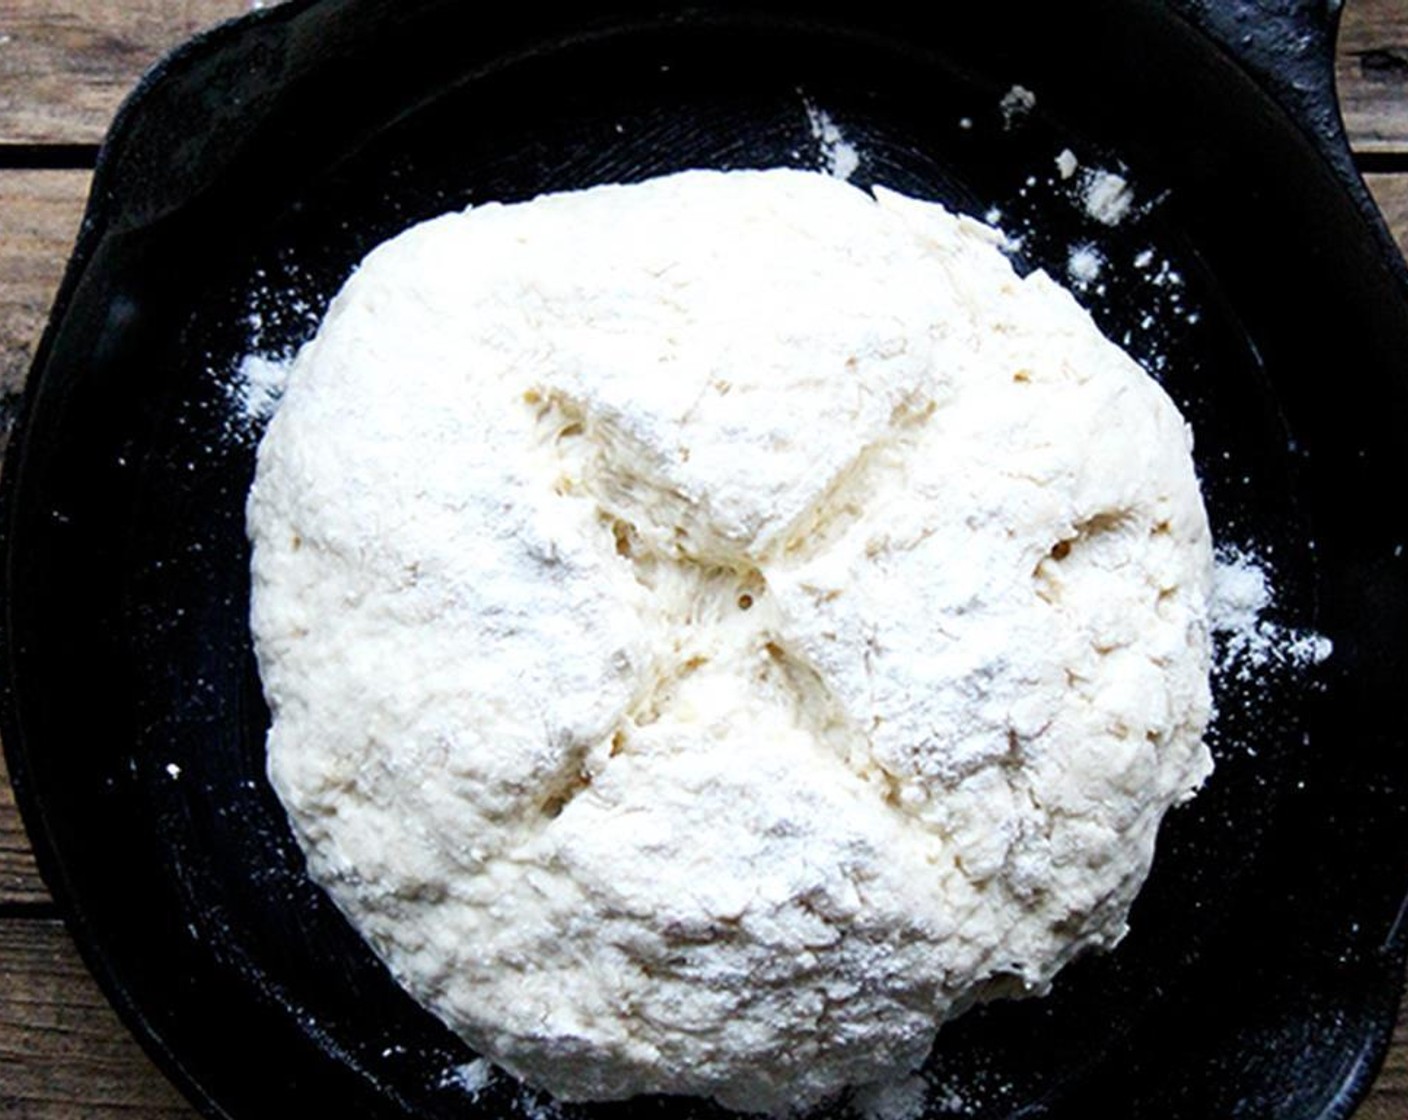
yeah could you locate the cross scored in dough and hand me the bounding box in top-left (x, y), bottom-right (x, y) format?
top-left (248, 169), bottom-right (1213, 1113)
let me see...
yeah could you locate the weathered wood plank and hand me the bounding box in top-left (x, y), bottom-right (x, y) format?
top-left (0, 171), bottom-right (87, 906)
top-left (0, 1), bottom-right (270, 145)
top-left (1358, 997), bottom-right (1408, 1119)
top-left (1339, 0), bottom-right (1408, 155)
top-left (0, 168), bottom-right (88, 456)
top-left (1365, 172), bottom-right (1408, 261)
top-left (0, 0), bottom-right (1400, 152)
top-left (0, 919), bottom-right (196, 1116)
top-left (0, 750), bottom-right (48, 907)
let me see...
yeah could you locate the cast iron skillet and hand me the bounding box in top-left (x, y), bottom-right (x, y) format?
top-left (4, 0), bottom-right (1408, 1116)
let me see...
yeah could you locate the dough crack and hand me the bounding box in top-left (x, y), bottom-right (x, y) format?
top-left (250, 168), bottom-right (1214, 1116)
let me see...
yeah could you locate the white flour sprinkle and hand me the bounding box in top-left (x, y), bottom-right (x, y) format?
top-left (1210, 545), bottom-right (1333, 683)
top-left (1067, 243), bottom-right (1104, 287)
top-left (1209, 554), bottom-right (1271, 636)
top-left (514, 1088), bottom-right (564, 1120)
top-left (1079, 168), bottom-right (1134, 226)
top-left (999, 85), bottom-right (1036, 128)
top-left (440, 1054), bottom-right (570, 1120)
top-left (441, 1058), bottom-right (495, 1098)
top-left (804, 103), bottom-right (861, 181)
top-left (223, 352), bottom-right (291, 443)
top-left (1150, 259), bottom-right (1184, 288)
top-left (852, 1074), bottom-right (929, 1120)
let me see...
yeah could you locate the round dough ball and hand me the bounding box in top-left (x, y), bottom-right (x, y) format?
top-left (248, 168), bottom-right (1213, 1114)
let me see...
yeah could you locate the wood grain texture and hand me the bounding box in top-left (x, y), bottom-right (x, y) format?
top-left (0, 170), bottom-right (86, 909)
top-left (1355, 997), bottom-right (1408, 1120)
top-left (1365, 172), bottom-right (1408, 261)
top-left (0, 169), bottom-right (88, 422)
top-left (0, 0), bottom-right (1401, 150)
top-left (0, 919), bottom-right (196, 1117)
top-left (0, 1), bottom-right (267, 145)
top-left (1339, 0), bottom-right (1408, 154)
top-left (0, 751), bottom-right (47, 907)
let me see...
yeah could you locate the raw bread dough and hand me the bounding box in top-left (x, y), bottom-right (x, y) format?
top-left (248, 168), bottom-right (1213, 1114)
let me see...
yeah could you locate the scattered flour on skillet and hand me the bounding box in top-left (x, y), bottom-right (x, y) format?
top-left (1210, 545), bottom-right (1333, 683)
top-left (246, 168), bottom-right (1217, 1113)
top-left (804, 102), bottom-right (861, 181)
top-left (441, 1058), bottom-right (494, 1098)
top-left (226, 353), bottom-right (289, 436)
top-left (1066, 243), bottom-right (1105, 288)
top-left (1079, 168), bottom-right (1135, 227)
top-left (851, 1073), bottom-right (930, 1120)
top-left (1000, 85), bottom-right (1036, 128)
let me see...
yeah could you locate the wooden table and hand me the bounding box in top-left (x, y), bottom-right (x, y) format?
top-left (2, 1), bottom-right (1408, 1115)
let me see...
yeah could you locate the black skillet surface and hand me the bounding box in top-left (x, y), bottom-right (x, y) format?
top-left (4, 0), bottom-right (1408, 1117)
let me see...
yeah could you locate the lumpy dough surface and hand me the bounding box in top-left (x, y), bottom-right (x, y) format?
top-left (247, 168), bottom-right (1214, 1114)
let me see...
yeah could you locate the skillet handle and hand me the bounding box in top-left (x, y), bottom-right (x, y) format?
top-left (1168, 0), bottom-right (1351, 176)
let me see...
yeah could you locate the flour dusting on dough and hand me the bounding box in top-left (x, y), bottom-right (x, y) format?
top-left (248, 169), bottom-right (1214, 1114)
